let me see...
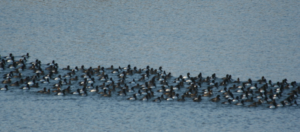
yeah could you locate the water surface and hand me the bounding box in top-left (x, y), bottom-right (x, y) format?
top-left (1, 0), bottom-right (300, 131)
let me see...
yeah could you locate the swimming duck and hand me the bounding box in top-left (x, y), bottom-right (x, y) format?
top-left (21, 84), bottom-right (30, 90)
top-left (56, 90), bottom-right (66, 96)
top-left (2, 78), bottom-right (11, 84)
top-left (177, 95), bottom-right (185, 102)
top-left (140, 95), bottom-right (149, 101)
top-left (38, 87), bottom-right (47, 93)
top-left (232, 96), bottom-right (239, 103)
top-left (0, 85), bottom-right (8, 91)
top-left (219, 87), bottom-right (227, 93)
top-left (245, 97), bottom-right (254, 102)
top-left (248, 102), bottom-right (258, 107)
top-left (10, 81), bottom-right (19, 86)
top-left (268, 101), bottom-right (277, 109)
top-left (71, 89), bottom-right (81, 95)
top-left (210, 95), bottom-right (220, 102)
top-left (222, 100), bottom-right (231, 105)
top-left (193, 95), bottom-right (202, 102)
top-left (235, 100), bottom-right (244, 106)
top-left (203, 90), bottom-right (213, 97)
top-left (153, 97), bottom-right (161, 102)
top-left (102, 90), bottom-right (112, 97)
top-left (157, 86), bottom-right (166, 92)
top-left (62, 65), bottom-right (70, 70)
top-left (80, 90), bottom-right (88, 96)
top-left (292, 101), bottom-right (298, 106)
top-left (90, 86), bottom-right (99, 93)
top-left (127, 94), bottom-right (137, 101)
top-left (31, 83), bottom-right (39, 88)
top-left (166, 95), bottom-right (173, 101)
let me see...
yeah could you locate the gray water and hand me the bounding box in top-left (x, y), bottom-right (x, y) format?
top-left (1, 0), bottom-right (300, 131)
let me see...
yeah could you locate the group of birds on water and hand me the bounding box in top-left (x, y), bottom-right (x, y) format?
top-left (0, 53), bottom-right (299, 109)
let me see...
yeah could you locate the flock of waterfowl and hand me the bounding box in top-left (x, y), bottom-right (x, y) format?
top-left (0, 53), bottom-right (299, 108)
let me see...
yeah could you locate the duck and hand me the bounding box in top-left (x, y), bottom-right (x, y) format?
top-left (52, 87), bottom-right (62, 93)
top-left (245, 97), bottom-right (254, 102)
top-left (193, 95), bottom-right (202, 102)
top-left (157, 86), bottom-right (166, 92)
top-left (234, 78), bottom-right (240, 83)
top-left (62, 65), bottom-right (70, 70)
top-left (250, 83), bottom-right (257, 90)
top-left (106, 65), bottom-right (114, 70)
top-left (41, 78), bottom-right (50, 84)
top-left (127, 87), bottom-right (135, 93)
top-left (80, 90), bottom-right (88, 96)
top-left (235, 100), bottom-right (245, 106)
top-left (203, 90), bottom-right (213, 97)
top-left (13, 73), bottom-right (22, 78)
top-left (172, 94), bottom-right (179, 99)
top-left (140, 95), bottom-right (149, 101)
top-left (31, 83), bottom-right (39, 88)
top-left (87, 83), bottom-right (94, 89)
top-left (177, 95), bottom-right (185, 102)
top-left (0, 85), bottom-right (8, 91)
top-left (292, 101), bottom-right (298, 106)
top-left (222, 100), bottom-right (231, 105)
top-left (236, 87), bottom-right (244, 93)
top-left (210, 95), bottom-right (220, 102)
top-left (288, 91), bottom-right (298, 98)
top-left (248, 102), bottom-right (258, 107)
top-left (268, 101), bottom-right (277, 109)
top-left (276, 101), bottom-right (284, 107)
top-left (21, 84), bottom-right (30, 90)
top-left (135, 90), bottom-right (142, 96)
top-left (164, 86), bottom-right (173, 93)
top-left (258, 76), bottom-right (266, 83)
top-left (27, 79), bottom-right (36, 86)
top-left (232, 96), bottom-right (239, 103)
top-left (218, 87), bottom-right (227, 93)
top-left (102, 90), bottom-right (112, 97)
top-left (70, 76), bottom-right (78, 81)
top-left (38, 87), bottom-right (47, 93)
top-left (71, 89), bottom-right (81, 95)
top-left (2, 78), bottom-right (11, 84)
top-left (118, 89), bottom-right (127, 96)
top-left (256, 93), bottom-right (264, 99)
top-left (54, 75), bottom-right (61, 81)
top-left (90, 86), bottom-right (99, 93)
top-left (127, 94), bottom-right (137, 101)
top-left (153, 97), bottom-right (161, 102)
top-left (10, 81), bottom-right (19, 86)
top-left (56, 90), bottom-right (66, 96)
top-left (229, 85), bottom-right (237, 90)
top-left (79, 78), bottom-right (88, 86)
top-left (166, 95), bottom-right (173, 101)
top-left (190, 91), bottom-right (198, 98)
top-left (160, 94), bottom-right (165, 100)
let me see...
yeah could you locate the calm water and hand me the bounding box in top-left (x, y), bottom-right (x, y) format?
top-left (1, 0), bottom-right (300, 131)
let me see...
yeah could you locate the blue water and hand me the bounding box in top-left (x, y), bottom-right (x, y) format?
top-left (1, 0), bottom-right (300, 131)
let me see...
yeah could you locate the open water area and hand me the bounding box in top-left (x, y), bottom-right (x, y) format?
top-left (1, 0), bottom-right (300, 131)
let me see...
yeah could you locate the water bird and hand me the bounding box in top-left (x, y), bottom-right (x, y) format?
top-left (153, 97), bottom-right (161, 102)
top-left (177, 95), bottom-right (185, 102)
top-left (56, 90), bottom-right (66, 96)
top-left (222, 100), bottom-right (231, 105)
top-left (211, 95), bottom-right (220, 102)
top-left (1, 85), bottom-right (8, 91)
top-left (193, 95), bottom-right (202, 102)
top-left (103, 90), bottom-right (112, 97)
top-left (21, 84), bottom-right (30, 90)
top-left (127, 94), bottom-right (137, 100)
